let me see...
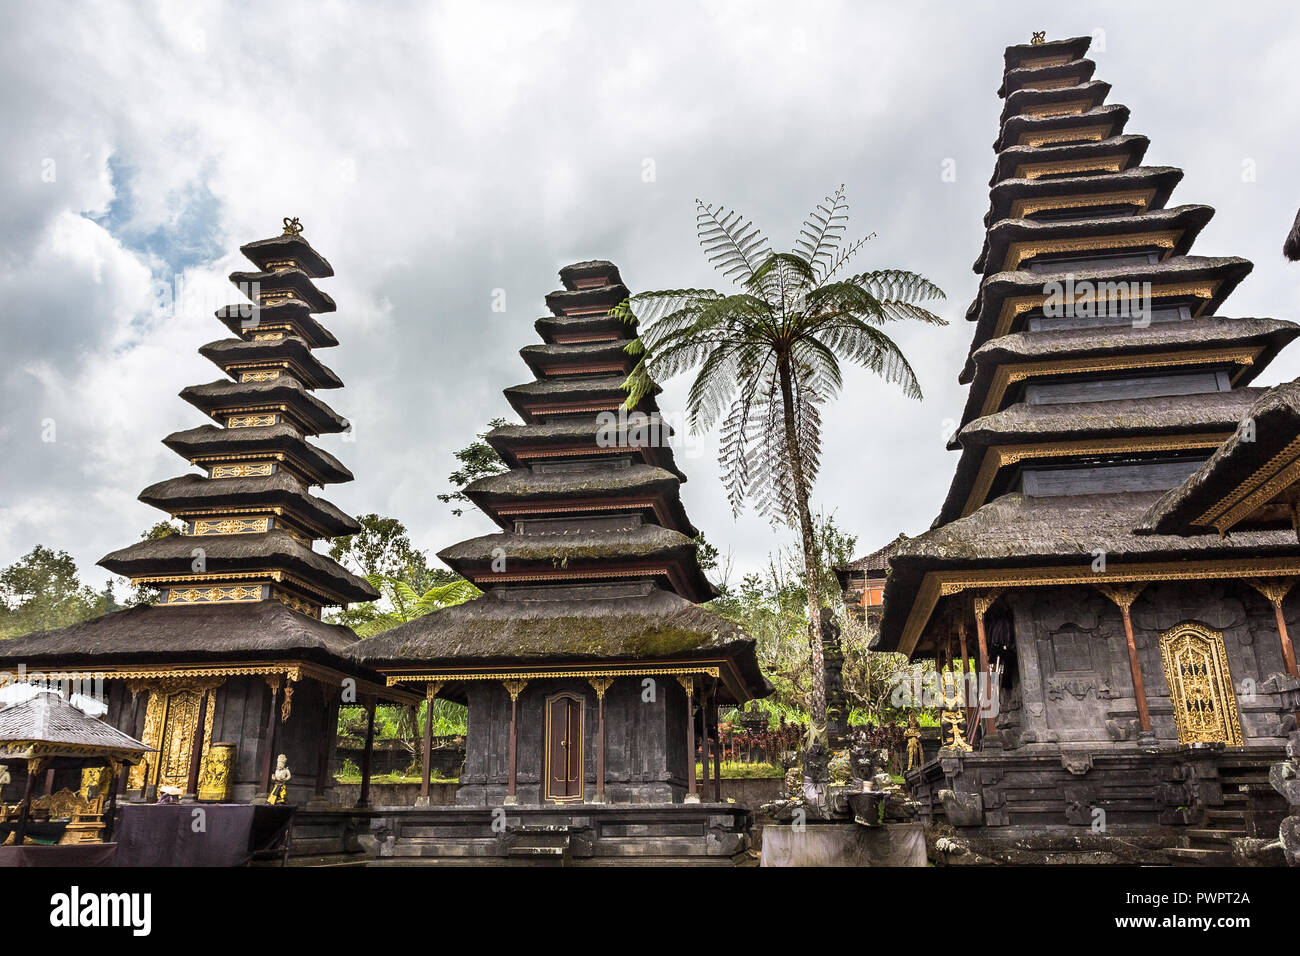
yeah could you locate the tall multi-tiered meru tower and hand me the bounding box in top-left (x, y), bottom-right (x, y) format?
top-left (356, 261), bottom-right (768, 863)
top-left (870, 36), bottom-right (1300, 863)
top-left (0, 222), bottom-right (398, 810)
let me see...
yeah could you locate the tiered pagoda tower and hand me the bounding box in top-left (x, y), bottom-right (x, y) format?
top-left (0, 222), bottom-right (398, 813)
top-left (870, 36), bottom-right (1300, 858)
top-left (99, 220), bottom-right (377, 618)
top-left (356, 261), bottom-right (766, 861)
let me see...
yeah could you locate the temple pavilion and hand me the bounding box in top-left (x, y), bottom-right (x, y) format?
top-left (353, 261), bottom-right (768, 862)
top-left (857, 36), bottom-right (1300, 863)
top-left (0, 222), bottom-right (406, 815)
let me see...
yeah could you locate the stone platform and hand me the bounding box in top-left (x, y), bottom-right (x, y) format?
top-left (760, 822), bottom-right (926, 866)
top-left (360, 802), bottom-right (756, 865)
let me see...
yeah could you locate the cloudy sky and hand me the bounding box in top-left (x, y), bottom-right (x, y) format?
top-left (3, 0), bottom-right (1299, 595)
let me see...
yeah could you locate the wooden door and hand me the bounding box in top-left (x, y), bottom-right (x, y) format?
top-left (544, 692), bottom-right (584, 802)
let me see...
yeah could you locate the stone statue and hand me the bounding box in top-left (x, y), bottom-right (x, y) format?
top-left (1270, 731), bottom-right (1300, 866)
top-left (905, 715), bottom-right (923, 771)
top-left (267, 754), bottom-right (291, 805)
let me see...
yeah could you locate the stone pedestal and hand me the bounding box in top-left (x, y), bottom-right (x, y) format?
top-left (760, 822), bottom-right (926, 867)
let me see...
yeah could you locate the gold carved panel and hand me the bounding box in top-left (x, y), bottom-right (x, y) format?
top-left (1159, 623), bottom-right (1244, 747)
top-left (127, 682), bottom-right (221, 791)
top-left (210, 462), bottom-right (275, 478)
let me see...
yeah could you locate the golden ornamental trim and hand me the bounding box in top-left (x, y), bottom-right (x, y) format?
top-left (1094, 582), bottom-right (1147, 610)
top-left (1001, 230), bottom-right (1179, 272)
top-left (209, 461), bottom-right (276, 478)
top-left (980, 347), bottom-right (1260, 417)
top-left (1017, 125), bottom-right (1111, 148)
top-left (1193, 435), bottom-right (1300, 533)
top-left (1247, 577), bottom-right (1295, 606)
top-left (1021, 100), bottom-right (1091, 118)
top-left (386, 665), bottom-right (722, 687)
top-left (227, 413), bottom-right (279, 429)
top-left (1014, 155), bottom-right (1127, 180)
top-left (962, 432), bottom-right (1232, 518)
top-left (190, 517), bottom-right (272, 536)
top-left (164, 584), bottom-right (264, 606)
top-left (240, 369), bottom-right (282, 383)
top-left (991, 280), bottom-right (1219, 340)
top-left (502, 679), bottom-right (529, 701)
top-left (1009, 188), bottom-right (1155, 220)
top-left (1019, 76), bottom-right (1080, 92)
top-left (1158, 621), bottom-right (1244, 746)
top-left (587, 677), bottom-right (614, 699)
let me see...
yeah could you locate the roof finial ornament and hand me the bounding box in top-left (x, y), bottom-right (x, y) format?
top-left (282, 216), bottom-right (303, 236)
top-left (1031, 31), bottom-right (1046, 45)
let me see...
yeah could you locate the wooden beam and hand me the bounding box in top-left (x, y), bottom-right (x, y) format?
top-left (1096, 584), bottom-right (1152, 735)
top-left (356, 694), bottom-right (376, 809)
top-left (503, 680), bottom-right (528, 805)
top-left (418, 682), bottom-right (441, 806)
top-left (678, 677), bottom-right (699, 804)
top-left (257, 676), bottom-right (282, 801)
top-left (183, 688), bottom-right (209, 800)
top-left (588, 678), bottom-right (613, 804)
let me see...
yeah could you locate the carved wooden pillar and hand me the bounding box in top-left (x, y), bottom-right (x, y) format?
top-left (502, 680), bottom-right (528, 805)
top-left (118, 685), bottom-right (142, 799)
top-left (587, 678), bottom-right (613, 804)
top-left (955, 615), bottom-right (972, 741)
top-left (256, 675), bottom-right (283, 803)
top-left (1249, 579), bottom-right (1299, 678)
top-left (310, 683), bottom-right (335, 808)
top-left (417, 682), bottom-right (442, 807)
top-left (972, 591), bottom-right (1002, 742)
top-left (183, 687), bottom-right (210, 801)
top-left (356, 693), bottom-right (377, 809)
top-left (1096, 583), bottom-right (1153, 739)
top-left (677, 676), bottom-right (699, 804)
top-left (14, 757), bottom-right (42, 846)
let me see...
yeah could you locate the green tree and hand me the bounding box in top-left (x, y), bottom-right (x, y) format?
top-left (0, 545), bottom-right (112, 638)
top-left (618, 187), bottom-right (945, 757)
top-left (124, 520), bottom-right (183, 606)
top-left (437, 418), bottom-right (508, 516)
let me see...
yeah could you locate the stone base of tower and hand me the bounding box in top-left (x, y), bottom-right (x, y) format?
top-left (360, 803), bottom-right (755, 865)
top-left (906, 745), bottom-right (1290, 865)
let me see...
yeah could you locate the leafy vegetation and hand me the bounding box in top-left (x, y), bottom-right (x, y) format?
top-left (617, 186), bottom-right (945, 752)
top-left (437, 417), bottom-right (508, 516)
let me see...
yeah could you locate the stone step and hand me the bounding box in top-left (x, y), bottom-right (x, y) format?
top-left (1205, 809), bottom-right (1247, 824)
top-left (506, 845), bottom-right (567, 858)
top-left (1166, 847), bottom-right (1232, 866)
top-left (1185, 828), bottom-right (1245, 842)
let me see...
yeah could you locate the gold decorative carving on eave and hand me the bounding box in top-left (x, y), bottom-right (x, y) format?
top-left (587, 677), bottom-right (614, 699)
top-left (979, 347), bottom-right (1261, 417)
top-left (131, 569), bottom-right (344, 605)
top-left (239, 369), bottom-right (282, 383)
top-left (1002, 230), bottom-right (1179, 272)
top-left (1014, 155), bottom-right (1127, 180)
top-left (1247, 577), bottom-right (1295, 606)
top-left (1094, 582), bottom-right (1147, 609)
top-left (1196, 436), bottom-right (1300, 534)
top-left (227, 413), bottom-right (280, 429)
top-left (1019, 76), bottom-right (1080, 92)
top-left (502, 679), bottom-right (529, 701)
top-left (991, 279), bottom-right (1219, 340)
top-left (386, 664), bottom-right (722, 687)
top-left (1017, 125), bottom-right (1111, 148)
top-left (209, 461), bottom-right (276, 478)
top-left (253, 331), bottom-right (285, 341)
top-left (271, 587), bottom-right (320, 619)
top-left (899, 557), bottom-right (1300, 658)
top-left (189, 516), bottom-right (272, 536)
top-left (164, 584), bottom-right (265, 606)
top-left (962, 432), bottom-right (1231, 518)
top-left (1008, 189), bottom-right (1156, 220)
top-left (1020, 100), bottom-right (1091, 118)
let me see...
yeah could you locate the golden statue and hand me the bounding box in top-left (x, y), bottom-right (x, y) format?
top-left (938, 672), bottom-right (971, 753)
top-left (267, 754), bottom-right (291, 805)
top-left (904, 715), bottom-right (923, 771)
top-left (282, 216), bottom-right (303, 236)
top-left (1031, 31), bottom-right (1046, 45)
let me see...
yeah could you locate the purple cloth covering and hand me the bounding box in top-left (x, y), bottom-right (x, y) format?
top-left (112, 804), bottom-right (293, 867)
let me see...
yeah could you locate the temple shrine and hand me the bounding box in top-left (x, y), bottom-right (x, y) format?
top-left (857, 35), bottom-right (1300, 864)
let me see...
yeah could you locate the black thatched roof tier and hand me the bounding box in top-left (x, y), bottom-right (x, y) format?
top-left (998, 57), bottom-right (1096, 99)
top-left (1287, 208), bottom-right (1300, 262)
top-left (1000, 80), bottom-right (1110, 128)
top-left (559, 260), bottom-right (625, 290)
top-left (181, 376), bottom-right (349, 435)
top-left (100, 530), bottom-right (378, 603)
top-left (0, 602), bottom-right (369, 672)
top-left (974, 203), bottom-right (1212, 276)
top-left (519, 340), bottom-right (634, 378)
top-left (875, 491), bottom-right (1300, 654)
top-left (0, 690), bottom-right (151, 763)
top-left (228, 268), bottom-right (336, 313)
top-left (139, 472), bottom-right (362, 536)
top-left (503, 374), bottom-right (658, 422)
top-left (1139, 378), bottom-right (1300, 536)
top-left (984, 166), bottom-right (1183, 226)
top-left (959, 316), bottom-right (1299, 426)
top-left (993, 103), bottom-right (1130, 153)
top-left (534, 313), bottom-right (636, 345)
top-left (162, 424), bottom-right (354, 485)
top-left (486, 417), bottom-right (686, 481)
top-left (937, 390), bottom-right (1265, 522)
top-left (1003, 35), bottom-right (1091, 74)
top-left (989, 134), bottom-right (1149, 188)
top-left (439, 523), bottom-right (715, 603)
top-left (239, 233), bottom-right (334, 278)
top-left (544, 282), bottom-right (630, 318)
top-left (350, 582), bottom-right (767, 701)
top-left (961, 255), bottom-right (1256, 379)
top-left (198, 336), bottom-right (342, 389)
top-left (464, 462), bottom-right (697, 536)
top-left (216, 301), bottom-right (338, 348)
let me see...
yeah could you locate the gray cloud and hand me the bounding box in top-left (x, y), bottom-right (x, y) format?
top-left (2, 1), bottom-right (1299, 591)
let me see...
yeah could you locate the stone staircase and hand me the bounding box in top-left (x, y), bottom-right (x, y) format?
top-left (1166, 763), bottom-right (1285, 866)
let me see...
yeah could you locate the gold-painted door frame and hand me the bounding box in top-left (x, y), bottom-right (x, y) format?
top-left (127, 678), bottom-right (222, 791)
top-left (1158, 622), bottom-right (1244, 747)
